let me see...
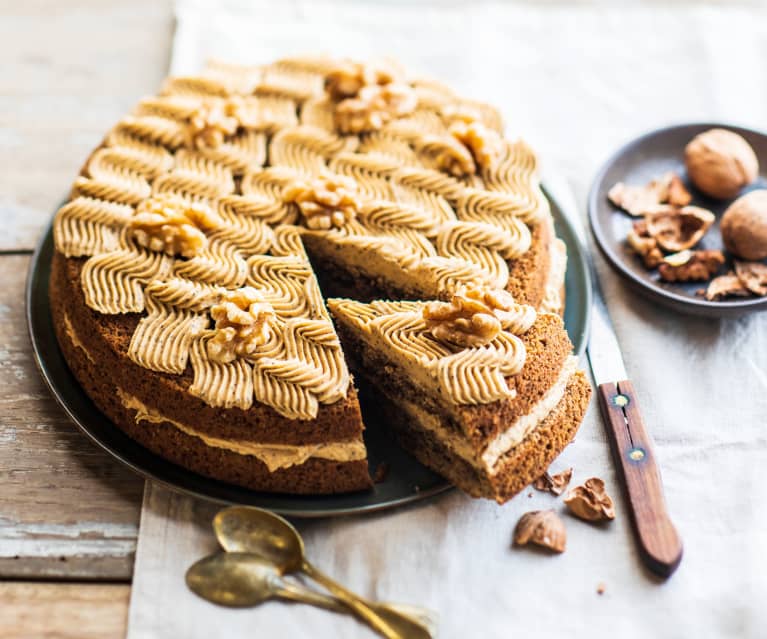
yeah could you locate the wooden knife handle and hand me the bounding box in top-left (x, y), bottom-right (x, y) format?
top-left (597, 380), bottom-right (683, 579)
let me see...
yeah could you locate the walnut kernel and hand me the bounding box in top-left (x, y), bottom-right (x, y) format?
top-left (325, 60), bottom-right (397, 101)
top-left (334, 84), bottom-right (417, 134)
top-left (449, 120), bottom-right (502, 172)
top-left (283, 173), bottom-right (361, 230)
top-left (423, 285), bottom-right (536, 348)
top-left (658, 249), bottom-right (725, 282)
top-left (188, 100), bottom-right (240, 149)
top-left (207, 287), bottom-right (275, 364)
top-left (129, 195), bottom-right (219, 257)
top-left (564, 477), bottom-right (615, 522)
top-left (626, 221), bottom-right (664, 269)
top-left (513, 510), bottom-right (566, 553)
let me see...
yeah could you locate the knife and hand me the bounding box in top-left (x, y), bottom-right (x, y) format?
top-left (544, 173), bottom-right (683, 579)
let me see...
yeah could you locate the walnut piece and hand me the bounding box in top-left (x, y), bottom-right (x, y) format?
top-left (207, 287), bottom-right (275, 364)
top-left (334, 83), bottom-right (417, 134)
top-left (734, 260), bottom-right (767, 296)
top-left (325, 60), bottom-right (397, 101)
top-left (658, 249), bottom-right (725, 282)
top-left (513, 510), bottom-right (566, 553)
top-left (720, 190), bottom-right (767, 261)
top-left (685, 128), bottom-right (758, 199)
top-left (608, 172), bottom-right (692, 216)
top-left (129, 195), bottom-right (220, 258)
top-left (564, 477), bottom-right (615, 522)
top-left (188, 100), bottom-right (240, 149)
top-left (283, 173), bottom-right (361, 230)
top-left (423, 285), bottom-right (535, 348)
top-left (705, 272), bottom-right (752, 301)
top-left (449, 120), bottom-right (502, 173)
top-left (626, 220), bottom-right (665, 269)
top-left (432, 134), bottom-right (477, 177)
top-left (644, 205), bottom-right (715, 252)
top-left (533, 468), bottom-right (573, 496)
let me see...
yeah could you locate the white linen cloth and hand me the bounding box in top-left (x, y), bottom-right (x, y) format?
top-left (127, 2), bottom-right (767, 637)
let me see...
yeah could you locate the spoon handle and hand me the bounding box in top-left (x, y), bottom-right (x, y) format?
top-left (302, 560), bottom-right (402, 639)
top-left (276, 581), bottom-right (436, 638)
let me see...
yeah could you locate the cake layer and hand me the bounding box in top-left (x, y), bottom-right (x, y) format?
top-left (373, 371), bottom-right (591, 503)
top-left (52, 260), bottom-right (372, 494)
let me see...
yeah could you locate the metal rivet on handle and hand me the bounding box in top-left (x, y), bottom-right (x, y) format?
top-left (628, 448), bottom-right (645, 462)
top-left (613, 394), bottom-right (630, 407)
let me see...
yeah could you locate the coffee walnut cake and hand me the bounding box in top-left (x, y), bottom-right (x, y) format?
top-left (49, 56), bottom-right (590, 502)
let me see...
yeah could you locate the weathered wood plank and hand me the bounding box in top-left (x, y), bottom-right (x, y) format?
top-left (0, 582), bottom-right (130, 639)
top-left (0, 255), bottom-right (144, 579)
top-left (0, 0), bottom-right (174, 251)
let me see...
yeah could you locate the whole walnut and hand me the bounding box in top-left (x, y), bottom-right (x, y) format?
top-left (720, 190), bottom-right (767, 260)
top-left (684, 128), bottom-right (758, 199)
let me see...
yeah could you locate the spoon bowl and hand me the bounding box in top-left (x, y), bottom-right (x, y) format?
top-left (214, 505), bottom-right (304, 572)
top-left (186, 552), bottom-right (283, 607)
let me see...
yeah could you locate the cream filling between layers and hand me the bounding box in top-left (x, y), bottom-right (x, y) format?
top-left (393, 355), bottom-right (577, 475)
top-left (115, 387), bottom-right (366, 472)
top-left (63, 312), bottom-right (95, 363)
top-left (540, 238), bottom-right (567, 314)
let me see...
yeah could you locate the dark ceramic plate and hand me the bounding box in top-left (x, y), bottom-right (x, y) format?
top-left (26, 188), bottom-right (590, 517)
top-left (589, 123), bottom-right (767, 318)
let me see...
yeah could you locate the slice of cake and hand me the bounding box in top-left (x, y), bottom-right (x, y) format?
top-left (328, 288), bottom-right (591, 503)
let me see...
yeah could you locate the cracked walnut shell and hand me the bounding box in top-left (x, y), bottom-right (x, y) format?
top-left (513, 510), bottom-right (566, 553)
top-left (129, 195), bottom-right (220, 258)
top-left (564, 478), bottom-right (615, 522)
top-left (207, 287), bottom-right (275, 364)
top-left (533, 468), bottom-right (573, 496)
top-left (283, 173), bottom-right (361, 230)
top-left (734, 260), bottom-right (767, 296)
top-left (423, 285), bottom-right (536, 348)
top-left (685, 128), bottom-right (758, 199)
top-left (644, 205), bottom-right (715, 252)
top-left (705, 272), bottom-right (751, 301)
top-left (608, 172), bottom-right (692, 216)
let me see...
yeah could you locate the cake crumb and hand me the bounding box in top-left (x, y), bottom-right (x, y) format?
top-left (373, 462), bottom-right (390, 484)
top-left (597, 582), bottom-right (606, 595)
top-left (527, 492), bottom-right (533, 498)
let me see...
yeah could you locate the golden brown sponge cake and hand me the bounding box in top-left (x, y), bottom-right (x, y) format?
top-left (48, 55), bottom-right (584, 497)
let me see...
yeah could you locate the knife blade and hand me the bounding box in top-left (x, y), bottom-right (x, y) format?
top-left (544, 173), bottom-right (683, 579)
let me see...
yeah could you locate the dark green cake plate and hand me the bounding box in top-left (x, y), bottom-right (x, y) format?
top-left (26, 187), bottom-right (590, 517)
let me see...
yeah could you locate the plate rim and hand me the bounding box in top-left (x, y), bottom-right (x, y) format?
top-left (588, 121), bottom-right (767, 316)
top-left (26, 188), bottom-right (590, 517)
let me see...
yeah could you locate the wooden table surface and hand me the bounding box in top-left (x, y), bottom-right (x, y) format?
top-left (1, 2), bottom-right (173, 636)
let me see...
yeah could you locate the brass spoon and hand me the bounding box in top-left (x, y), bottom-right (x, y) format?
top-left (186, 552), bottom-right (436, 637)
top-left (213, 506), bottom-right (431, 639)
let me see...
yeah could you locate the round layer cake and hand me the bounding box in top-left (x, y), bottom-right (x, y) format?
top-left (50, 56), bottom-right (589, 500)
